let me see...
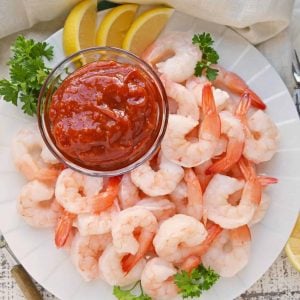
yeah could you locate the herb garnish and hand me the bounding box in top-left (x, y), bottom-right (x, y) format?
top-left (192, 33), bottom-right (219, 81)
top-left (113, 281), bottom-right (151, 300)
top-left (0, 35), bottom-right (54, 116)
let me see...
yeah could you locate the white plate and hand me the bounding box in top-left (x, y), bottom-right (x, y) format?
top-left (1, 9), bottom-right (300, 300)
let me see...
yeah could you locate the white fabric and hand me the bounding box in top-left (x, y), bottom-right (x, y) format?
top-left (0, 0), bottom-right (295, 44)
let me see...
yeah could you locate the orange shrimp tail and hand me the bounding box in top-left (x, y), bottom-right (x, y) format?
top-left (202, 83), bottom-right (217, 114)
top-left (238, 156), bottom-right (256, 180)
top-left (244, 88), bottom-right (266, 110)
top-left (230, 225), bottom-right (251, 243)
top-left (180, 256), bottom-right (202, 273)
top-left (93, 176), bottom-right (122, 214)
top-left (122, 231), bottom-right (155, 274)
top-left (258, 175), bottom-right (278, 186)
top-left (236, 93), bottom-right (251, 118)
top-left (206, 139), bottom-right (244, 174)
top-left (54, 212), bottom-right (76, 248)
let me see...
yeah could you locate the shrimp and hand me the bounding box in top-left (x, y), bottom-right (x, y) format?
top-left (213, 65), bottom-right (266, 109)
top-left (111, 207), bottom-right (157, 273)
top-left (141, 257), bottom-right (179, 300)
top-left (131, 152), bottom-right (184, 197)
top-left (206, 111), bottom-right (245, 174)
top-left (204, 173), bottom-right (261, 229)
top-left (135, 197), bottom-right (176, 222)
top-left (55, 169), bottom-right (120, 214)
top-left (153, 214), bottom-right (207, 263)
top-left (18, 180), bottom-right (62, 228)
top-left (248, 192), bottom-right (270, 226)
top-left (75, 200), bottom-right (120, 236)
top-left (193, 160), bottom-right (213, 192)
top-left (142, 31), bottom-right (201, 83)
top-left (160, 75), bottom-right (199, 121)
top-left (118, 173), bottom-right (140, 210)
top-left (70, 232), bottom-right (111, 281)
top-left (161, 83), bottom-right (221, 167)
top-left (202, 225), bottom-right (251, 277)
top-left (172, 169), bottom-right (203, 220)
top-left (98, 244), bottom-right (146, 287)
top-left (237, 95), bottom-right (279, 163)
top-left (186, 75), bottom-right (229, 112)
top-left (12, 126), bottom-right (61, 182)
top-left (180, 256), bottom-right (202, 273)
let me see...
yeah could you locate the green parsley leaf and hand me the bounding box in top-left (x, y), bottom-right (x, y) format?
top-left (174, 264), bottom-right (220, 299)
top-left (192, 33), bottom-right (220, 81)
top-left (0, 35), bottom-right (53, 115)
top-left (113, 282), bottom-right (151, 300)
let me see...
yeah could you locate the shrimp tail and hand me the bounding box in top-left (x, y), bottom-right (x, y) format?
top-left (93, 176), bottom-right (122, 214)
top-left (180, 256), bottom-right (202, 273)
top-left (258, 175), bottom-right (278, 186)
top-left (55, 211), bottom-right (76, 248)
top-left (230, 225), bottom-right (251, 243)
top-left (122, 231), bottom-right (155, 274)
top-left (236, 93), bottom-right (251, 118)
top-left (206, 139), bottom-right (244, 174)
top-left (244, 88), bottom-right (266, 110)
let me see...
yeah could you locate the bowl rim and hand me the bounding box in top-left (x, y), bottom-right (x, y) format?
top-left (37, 46), bottom-right (168, 177)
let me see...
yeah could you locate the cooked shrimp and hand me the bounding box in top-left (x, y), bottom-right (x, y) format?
top-left (213, 65), bottom-right (266, 109)
top-left (202, 225), bottom-right (251, 277)
top-left (142, 31), bottom-right (201, 83)
top-left (75, 200), bottom-right (120, 236)
top-left (207, 111), bottom-right (245, 174)
top-left (141, 257), bottom-right (179, 300)
top-left (237, 96), bottom-right (279, 163)
top-left (179, 256), bottom-right (202, 273)
top-left (18, 180), bottom-right (62, 228)
top-left (98, 244), bottom-right (146, 287)
top-left (186, 75), bottom-right (229, 112)
top-left (112, 206), bottom-right (157, 272)
top-left (153, 214), bottom-right (207, 263)
top-left (193, 160), bottom-right (213, 192)
top-left (118, 173), bottom-right (140, 210)
top-left (161, 83), bottom-right (221, 167)
top-left (55, 169), bottom-right (120, 214)
top-left (70, 232), bottom-right (111, 281)
top-left (161, 75), bottom-right (199, 121)
top-left (135, 197), bottom-right (176, 222)
top-left (131, 152), bottom-right (184, 196)
top-left (12, 127), bottom-right (61, 182)
top-left (204, 173), bottom-right (261, 229)
top-left (248, 192), bottom-right (270, 226)
top-left (169, 181), bottom-right (187, 205)
top-left (173, 168), bottom-right (203, 220)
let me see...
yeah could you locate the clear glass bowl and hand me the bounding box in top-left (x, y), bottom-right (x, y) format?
top-left (38, 47), bottom-right (168, 177)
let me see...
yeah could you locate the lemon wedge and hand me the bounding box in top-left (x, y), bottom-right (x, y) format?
top-left (63, 0), bottom-right (97, 56)
top-left (96, 4), bottom-right (139, 47)
top-left (122, 7), bottom-right (174, 56)
top-left (285, 214), bottom-right (300, 272)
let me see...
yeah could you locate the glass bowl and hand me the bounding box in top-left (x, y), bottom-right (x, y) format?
top-left (38, 47), bottom-right (168, 177)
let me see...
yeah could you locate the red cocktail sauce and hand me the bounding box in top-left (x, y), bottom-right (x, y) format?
top-left (48, 61), bottom-right (161, 171)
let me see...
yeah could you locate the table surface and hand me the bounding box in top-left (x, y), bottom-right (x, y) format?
top-left (1, 7), bottom-right (300, 300)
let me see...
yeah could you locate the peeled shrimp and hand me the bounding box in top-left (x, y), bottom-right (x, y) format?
top-left (213, 65), bottom-right (266, 109)
top-left (204, 174), bottom-right (261, 229)
top-left (98, 244), bottom-right (145, 287)
top-left (161, 83), bottom-right (221, 167)
top-left (118, 173), bottom-right (140, 210)
top-left (207, 111), bottom-right (245, 174)
top-left (75, 200), bottom-right (120, 236)
top-left (12, 126), bottom-right (61, 182)
top-left (153, 214), bottom-right (207, 263)
top-left (143, 31), bottom-right (201, 83)
top-left (131, 152), bottom-right (184, 197)
top-left (135, 197), bottom-right (176, 222)
top-left (141, 257), bottom-right (179, 300)
top-left (248, 192), bottom-right (270, 226)
top-left (193, 160), bottom-right (213, 192)
top-left (238, 97), bottom-right (279, 163)
top-left (161, 75), bottom-right (199, 121)
top-left (55, 169), bottom-right (120, 214)
top-left (70, 232), bottom-right (111, 281)
top-left (18, 180), bottom-right (62, 228)
top-left (202, 225), bottom-right (251, 277)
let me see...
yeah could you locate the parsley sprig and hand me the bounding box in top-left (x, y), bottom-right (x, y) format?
top-left (192, 33), bottom-right (220, 81)
top-left (113, 281), bottom-right (151, 300)
top-left (0, 35), bottom-right (54, 116)
top-left (174, 264), bottom-right (220, 299)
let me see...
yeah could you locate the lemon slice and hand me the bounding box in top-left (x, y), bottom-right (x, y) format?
top-left (285, 214), bottom-right (300, 272)
top-left (63, 0), bottom-right (97, 56)
top-left (96, 4), bottom-right (139, 47)
top-left (122, 7), bottom-right (174, 56)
